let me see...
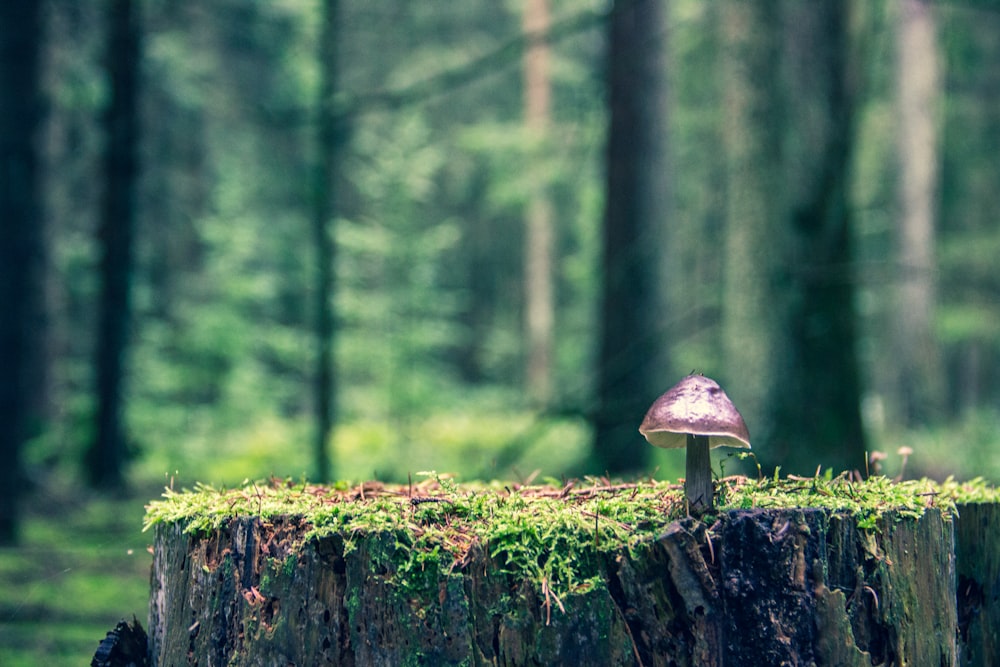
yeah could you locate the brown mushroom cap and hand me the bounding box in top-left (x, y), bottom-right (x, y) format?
top-left (639, 374), bottom-right (751, 450)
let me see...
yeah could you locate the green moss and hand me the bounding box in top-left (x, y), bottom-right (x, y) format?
top-left (721, 473), bottom-right (1000, 527)
top-left (145, 473), bottom-right (1000, 601)
top-left (345, 588), bottom-right (358, 616)
top-left (220, 554), bottom-right (234, 580)
top-left (282, 554), bottom-right (297, 578)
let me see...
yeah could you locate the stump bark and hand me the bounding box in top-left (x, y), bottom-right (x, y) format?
top-left (955, 503), bottom-right (1000, 666)
top-left (148, 505), bottom-right (1000, 666)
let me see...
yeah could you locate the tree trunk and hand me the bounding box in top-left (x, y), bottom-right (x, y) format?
top-left (0, 0), bottom-right (44, 543)
top-left (523, 0), bottom-right (555, 408)
top-left (662, 0), bottom-right (725, 379)
top-left (86, 0), bottom-right (141, 491)
top-left (936, 4), bottom-right (1000, 416)
top-left (777, 0), bottom-right (867, 474)
top-left (719, 0), bottom-right (785, 454)
top-left (594, 0), bottom-right (670, 474)
top-left (722, 1), bottom-right (867, 475)
top-left (146, 505), bottom-right (999, 666)
top-left (312, 0), bottom-right (342, 483)
top-left (894, 0), bottom-right (944, 426)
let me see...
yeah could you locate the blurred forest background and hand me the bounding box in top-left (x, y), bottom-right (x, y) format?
top-left (4, 0), bottom-right (1000, 533)
top-left (1, 0), bottom-right (999, 661)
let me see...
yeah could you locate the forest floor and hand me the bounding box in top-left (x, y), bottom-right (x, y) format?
top-left (0, 477), bottom-right (154, 666)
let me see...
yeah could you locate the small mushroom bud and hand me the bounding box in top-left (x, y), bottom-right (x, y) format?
top-left (639, 374), bottom-right (751, 513)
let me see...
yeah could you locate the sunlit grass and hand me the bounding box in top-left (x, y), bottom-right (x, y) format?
top-left (133, 404), bottom-right (1000, 494)
top-left (0, 481), bottom-right (153, 667)
top-left (135, 409), bottom-right (598, 487)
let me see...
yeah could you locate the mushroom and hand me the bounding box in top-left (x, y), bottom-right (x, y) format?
top-left (639, 374), bottom-right (751, 513)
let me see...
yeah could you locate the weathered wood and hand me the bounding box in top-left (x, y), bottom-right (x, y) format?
top-left (148, 505), bottom-right (988, 666)
top-left (955, 503), bottom-right (1000, 666)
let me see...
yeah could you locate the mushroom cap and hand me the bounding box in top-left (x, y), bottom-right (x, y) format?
top-left (639, 374), bottom-right (751, 450)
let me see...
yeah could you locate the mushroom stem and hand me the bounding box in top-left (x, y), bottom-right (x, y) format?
top-left (686, 433), bottom-right (713, 513)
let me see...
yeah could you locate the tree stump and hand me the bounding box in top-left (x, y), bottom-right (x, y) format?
top-left (144, 479), bottom-right (1000, 666)
top-left (955, 502), bottom-right (1000, 666)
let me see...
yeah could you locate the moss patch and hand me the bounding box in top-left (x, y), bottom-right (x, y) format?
top-left (144, 473), bottom-right (1000, 600)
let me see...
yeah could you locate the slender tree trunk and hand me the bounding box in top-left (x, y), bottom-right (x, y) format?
top-left (936, 7), bottom-right (1000, 415)
top-left (594, 0), bottom-right (670, 474)
top-left (312, 0), bottom-right (342, 483)
top-left (777, 1), bottom-right (866, 474)
top-left (0, 1), bottom-right (44, 543)
top-left (720, 0), bottom-right (785, 452)
top-left (523, 0), bottom-right (555, 408)
top-left (86, 0), bottom-right (141, 491)
top-left (894, 0), bottom-right (943, 426)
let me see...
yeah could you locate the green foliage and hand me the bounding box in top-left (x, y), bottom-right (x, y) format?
top-left (114, 1), bottom-right (611, 487)
top-left (32, 0), bottom-right (1000, 490)
top-left (338, 112), bottom-right (463, 419)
